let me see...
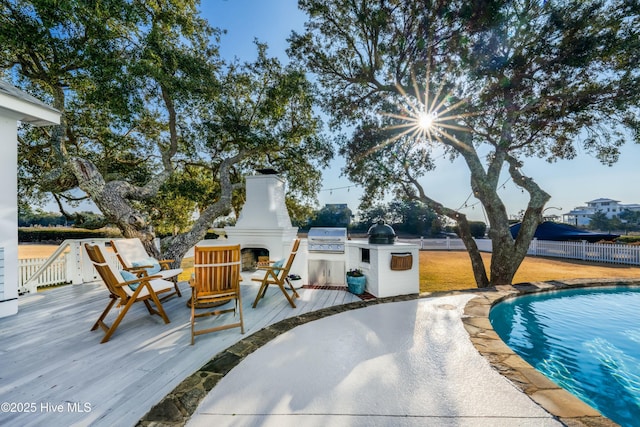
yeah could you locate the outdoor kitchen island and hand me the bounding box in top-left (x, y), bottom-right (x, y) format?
top-left (304, 225), bottom-right (419, 298)
top-left (344, 239), bottom-right (419, 298)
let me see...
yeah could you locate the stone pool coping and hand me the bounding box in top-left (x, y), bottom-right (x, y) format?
top-left (138, 278), bottom-right (640, 426)
top-left (463, 278), bottom-right (640, 427)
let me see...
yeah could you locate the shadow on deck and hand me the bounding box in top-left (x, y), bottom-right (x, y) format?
top-left (0, 275), bottom-right (363, 426)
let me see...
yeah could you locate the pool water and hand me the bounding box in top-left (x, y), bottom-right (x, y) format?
top-left (490, 286), bottom-right (640, 427)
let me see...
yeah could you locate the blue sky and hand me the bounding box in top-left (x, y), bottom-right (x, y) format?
top-left (200, 0), bottom-right (640, 222)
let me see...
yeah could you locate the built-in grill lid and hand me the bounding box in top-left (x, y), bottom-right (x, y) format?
top-left (368, 220), bottom-right (396, 244)
top-left (308, 227), bottom-right (347, 252)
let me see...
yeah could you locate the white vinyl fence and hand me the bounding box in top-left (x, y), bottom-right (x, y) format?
top-left (409, 237), bottom-right (640, 265)
top-left (528, 239), bottom-right (640, 265)
top-left (401, 237), bottom-right (493, 252)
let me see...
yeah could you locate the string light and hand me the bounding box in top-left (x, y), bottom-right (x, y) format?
top-left (457, 175), bottom-right (517, 213)
top-left (320, 184), bottom-right (358, 193)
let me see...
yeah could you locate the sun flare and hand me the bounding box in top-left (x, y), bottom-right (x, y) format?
top-left (418, 111), bottom-right (437, 131)
top-left (377, 67), bottom-right (476, 151)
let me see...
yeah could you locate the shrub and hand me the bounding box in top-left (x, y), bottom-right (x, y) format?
top-left (18, 227), bottom-right (122, 243)
top-left (617, 235), bottom-right (640, 244)
top-left (451, 221), bottom-right (487, 239)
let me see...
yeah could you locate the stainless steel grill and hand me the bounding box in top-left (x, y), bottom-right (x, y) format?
top-left (307, 227), bottom-right (347, 253)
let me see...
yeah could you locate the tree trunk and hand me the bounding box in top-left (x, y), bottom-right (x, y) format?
top-left (455, 215), bottom-right (490, 288)
top-left (405, 172), bottom-right (491, 287)
top-left (159, 154), bottom-right (244, 268)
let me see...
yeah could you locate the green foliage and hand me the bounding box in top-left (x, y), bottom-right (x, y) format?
top-left (291, 0), bottom-right (640, 195)
top-left (588, 210), bottom-right (611, 231)
top-left (346, 268), bottom-right (363, 277)
top-left (588, 209), bottom-right (640, 233)
top-left (452, 221), bottom-right (487, 239)
top-left (620, 209), bottom-right (640, 231)
top-left (18, 207), bottom-right (66, 227)
top-left (355, 200), bottom-right (442, 236)
top-left (286, 197), bottom-right (317, 228)
top-left (18, 227), bottom-right (121, 243)
top-left (308, 204), bottom-right (352, 228)
top-left (469, 222), bottom-right (487, 239)
top-left (19, 206), bottom-right (107, 229)
top-left (192, 43), bottom-right (332, 205)
top-left (617, 235), bottom-right (640, 244)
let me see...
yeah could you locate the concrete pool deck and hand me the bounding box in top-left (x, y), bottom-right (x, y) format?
top-left (139, 279), bottom-right (640, 427)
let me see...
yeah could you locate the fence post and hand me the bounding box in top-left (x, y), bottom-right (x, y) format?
top-left (581, 240), bottom-right (586, 261)
top-left (66, 242), bottom-right (83, 284)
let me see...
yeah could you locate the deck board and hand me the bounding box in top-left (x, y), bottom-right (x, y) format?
top-left (0, 275), bottom-right (361, 427)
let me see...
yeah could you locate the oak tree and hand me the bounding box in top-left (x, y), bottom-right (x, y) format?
top-left (289, 0), bottom-right (640, 287)
top-left (3, 0), bottom-right (331, 267)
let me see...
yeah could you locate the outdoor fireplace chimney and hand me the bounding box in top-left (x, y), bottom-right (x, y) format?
top-left (223, 172), bottom-right (298, 262)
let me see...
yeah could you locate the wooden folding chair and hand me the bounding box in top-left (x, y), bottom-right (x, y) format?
top-left (252, 239), bottom-right (300, 308)
top-left (111, 238), bottom-right (182, 298)
top-left (190, 244), bottom-right (244, 345)
top-left (85, 243), bottom-right (173, 344)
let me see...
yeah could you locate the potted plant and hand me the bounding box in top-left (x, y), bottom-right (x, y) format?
top-left (346, 268), bottom-right (366, 295)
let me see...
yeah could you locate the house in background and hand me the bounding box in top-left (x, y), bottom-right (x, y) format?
top-left (0, 81), bottom-right (60, 318)
top-left (564, 198), bottom-right (640, 227)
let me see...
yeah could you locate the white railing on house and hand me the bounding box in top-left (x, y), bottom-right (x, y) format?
top-left (18, 238), bottom-right (118, 295)
top-left (19, 256), bottom-right (68, 290)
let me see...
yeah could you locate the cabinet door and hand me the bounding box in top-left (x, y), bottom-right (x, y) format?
top-left (308, 260), bottom-right (345, 285)
top-left (325, 261), bottom-right (345, 285)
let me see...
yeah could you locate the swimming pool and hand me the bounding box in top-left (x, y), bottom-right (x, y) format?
top-left (490, 286), bottom-right (640, 427)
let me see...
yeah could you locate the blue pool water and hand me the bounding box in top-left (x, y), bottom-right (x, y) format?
top-left (490, 286), bottom-right (640, 427)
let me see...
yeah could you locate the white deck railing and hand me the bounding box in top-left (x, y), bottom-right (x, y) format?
top-left (19, 256), bottom-right (68, 289)
top-left (18, 238), bottom-right (119, 294)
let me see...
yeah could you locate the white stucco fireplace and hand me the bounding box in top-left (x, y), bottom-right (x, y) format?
top-left (213, 172), bottom-right (308, 281)
top-left (225, 173), bottom-right (298, 255)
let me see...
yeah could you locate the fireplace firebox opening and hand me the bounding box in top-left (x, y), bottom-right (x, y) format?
top-left (241, 248), bottom-right (269, 271)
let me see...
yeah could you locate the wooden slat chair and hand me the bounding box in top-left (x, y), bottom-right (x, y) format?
top-left (190, 244), bottom-right (244, 345)
top-left (252, 239), bottom-right (301, 308)
top-left (85, 243), bottom-right (173, 343)
top-left (111, 238), bottom-right (182, 298)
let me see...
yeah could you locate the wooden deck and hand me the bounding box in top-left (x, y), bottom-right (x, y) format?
top-left (0, 276), bottom-right (361, 426)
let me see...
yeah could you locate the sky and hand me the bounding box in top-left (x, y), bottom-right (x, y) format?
top-left (199, 0), bottom-right (640, 223)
